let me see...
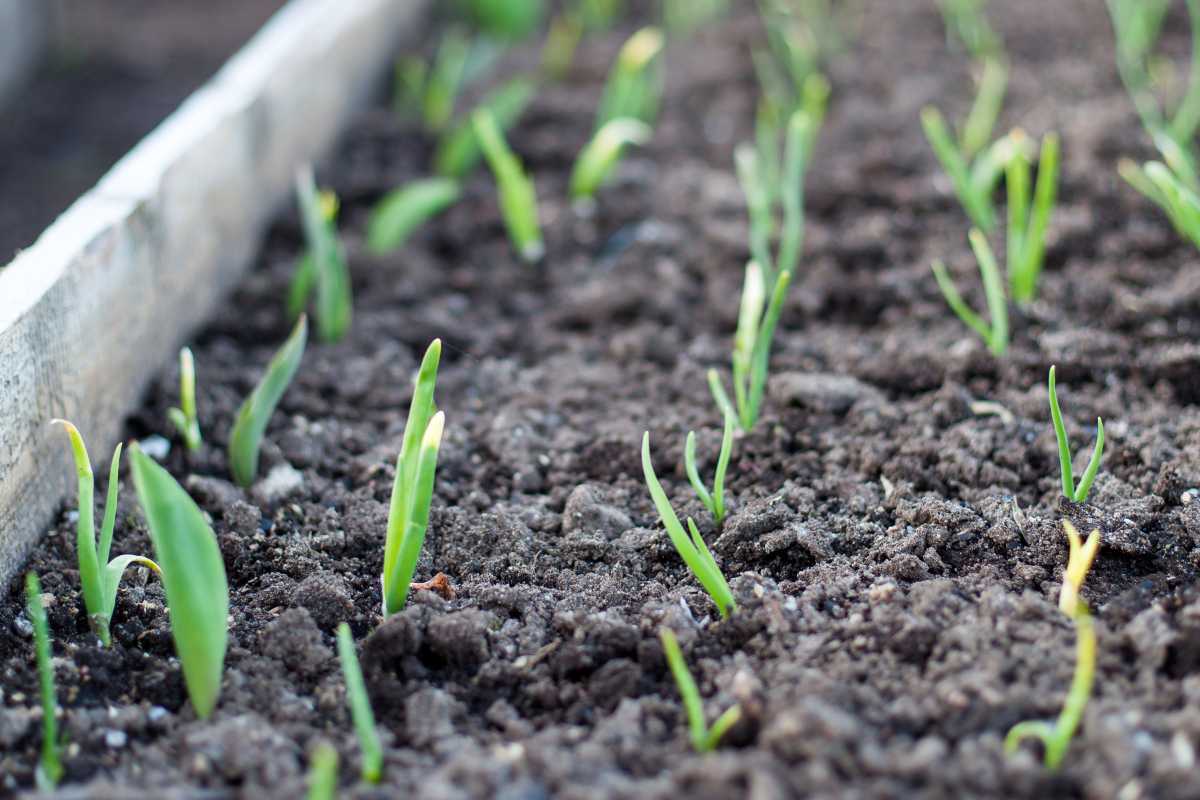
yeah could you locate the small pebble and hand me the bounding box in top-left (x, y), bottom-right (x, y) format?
top-left (140, 435), bottom-right (171, 460)
top-left (147, 706), bottom-right (168, 722)
top-left (105, 730), bottom-right (127, 748)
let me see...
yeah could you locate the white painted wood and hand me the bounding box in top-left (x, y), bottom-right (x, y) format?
top-left (0, 0), bottom-right (430, 587)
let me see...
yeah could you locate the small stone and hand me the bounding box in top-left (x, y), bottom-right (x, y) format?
top-left (769, 372), bottom-right (884, 415)
top-left (254, 463), bottom-right (304, 504)
top-left (140, 435), bottom-right (171, 460)
top-left (562, 484), bottom-right (632, 540)
top-left (105, 729), bottom-right (128, 748)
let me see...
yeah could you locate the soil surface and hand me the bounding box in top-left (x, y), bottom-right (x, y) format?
top-left (0, 0), bottom-right (285, 263)
top-left (6, 0), bottom-right (1200, 797)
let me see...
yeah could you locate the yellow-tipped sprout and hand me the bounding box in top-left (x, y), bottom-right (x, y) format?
top-left (292, 168), bottom-right (351, 342)
top-left (659, 628), bottom-right (741, 752)
top-left (52, 420), bottom-right (161, 647)
top-left (382, 340), bottom-right (446, 616)
top-left (167, 347), bottom-right (202, 452)
top-left (472, 109), bottom-right (544, 262)
top-left (570, 117), bottom-right (652, 205)
top-left (595, 27), bottom-right (664, 130)
top-left (1005, 519), bottom-right (1100, 769)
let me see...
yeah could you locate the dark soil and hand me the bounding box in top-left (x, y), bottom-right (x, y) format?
top-left (6, 0), bottom-right (1200, 797)
top-left (0, 0), bottom-right (285, 262)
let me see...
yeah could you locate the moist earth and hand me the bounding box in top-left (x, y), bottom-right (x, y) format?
top-left (5, 1), bottom-right (1200, 797)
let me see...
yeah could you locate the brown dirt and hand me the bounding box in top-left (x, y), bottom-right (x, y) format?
top-left (5, 0), bottom-right (1200, 797)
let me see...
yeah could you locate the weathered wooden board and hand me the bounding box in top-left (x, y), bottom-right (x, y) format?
top-left (0, 0), bottom-right (429, 588)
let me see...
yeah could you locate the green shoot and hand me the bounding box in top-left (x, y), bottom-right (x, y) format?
top-left (754, 0), bottom-right (846, 112)
top-left (367, 177), bottom-right (461, 254)
top-left (663, 0), bottom-right (726, 37)
top-left (1048, 366), bottom-right (1105, 503)
top-left (1107, 0), bottom-right (1200, 149)
top-left (641, 432), bottom-right (736, 618)
top-left (596, 27), bottom-right (664, 130)
top-left (1005, 130), bottom-right (1060, 303)
top-left (1006, 520), bottom-right (1099, 770)
top-left (684, 410), bottom-right (734, 525)
top-left (541, 12), bottom-right (582, 80)
top-left (26, 572), bottom-right (63, 791)
top-left (167, 347), bottom-right (202, 452)
top-left (739, 76), bottom-right (828, 287)
top-left (305, 743), bottom-right (339, 800)
top-left (570, 117), bottom-right (652, 205)
top-left (930, 229), bottom-right (1008, 356)
top-left (336, 623), bottom-right (383, 784)
top-left (382, 340), bottom-right (446, 617)
top-left (129, 444), bottom-right (229, 720)
top-left (457, 0), bottom-right (545, 40)
top-left (709, 262), bottom-right (792, 432)
top-left (472, 108), bottom-right (544, 262)
top-left (658, 628), bottom-right (741, 752)
top-left (423, 28), bottom-right (471, 133)
top-left (1119, 155), bottom-right (1200, 249)
top-left (435, 77), bottom-right (536, 178)
top-left (293, 168), bottom-right (351, 342)
top-left (960, 57), bottom-right (1009, 161)
top-left (920, 103), bottom-right (1014, 232)
top-left (51, 420), bottom-right (160, 647)
top-left (937, 0), bottom-right (1001, 60)
top-left (228, 315), bottom-right (308, 488)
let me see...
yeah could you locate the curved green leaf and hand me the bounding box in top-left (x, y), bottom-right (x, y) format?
top-left (367, 178), bottom-right (461, 254)
top-left (228, 315), bottom-right (308, 487)
top-left (129, 445), bottom-right (229, 719)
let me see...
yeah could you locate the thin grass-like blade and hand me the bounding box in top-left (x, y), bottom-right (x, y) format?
top-left (1048, 365), bottom-right (1076, 500)
top-left (659, 628), bottom-right (708, 752)
top-left (26, 573), bottom-right (62, 791)
top-left (336, 623), bottom-right (383, 783)
top-left (384, 412), bottom-right (445, 615)
top-left (129, 445), bottom-right (228, 719)
top-left (435, 77), bottom-right (536, 178)
top-left (473, 109), bottom-right (544, 261)
top-left (967, 229), bottom-right (1008, 355)
top-left (295, 168), bottom-right (352, 342)
top-left (228, 316), bottom-right (308, 487)
top-left (1074, 419), bottom-right (1105, 502)
top-left (684, 431), bottom-right (716, 517)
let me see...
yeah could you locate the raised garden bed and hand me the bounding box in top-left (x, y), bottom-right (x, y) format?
top-left (4, 0), bottom-right (1200, 797)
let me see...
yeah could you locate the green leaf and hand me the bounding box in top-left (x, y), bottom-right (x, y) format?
top-left (336, 623), bottom-right (383, 783)
top-left (367, 178), bottom-right (461, 254)
top-left (129, 445), bottom-right (228, 719)
top-left (26, 573), bottom-right (62, 791)
top-left (228, 315), bottom-right (308, 487)
top-left (295, 168), bottom-right (352, 343)
top-left (596, 27), bottom-right (664, 129)
top-left (570, 117), bottom-right (652, 202)
top-left (472, 108), bottom-right (544, 262)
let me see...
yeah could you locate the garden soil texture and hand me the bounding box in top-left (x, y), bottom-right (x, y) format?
top-left (6, 1), bottom-right (1200, 797)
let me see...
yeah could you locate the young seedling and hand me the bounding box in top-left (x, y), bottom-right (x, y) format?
top-left (423, 28), bottom-right (472, 133)
top-left (664, 0), bottom-right (727, 38)
top-left (305, 743), bottom-right (339, 800)
top-left (168, 347), bottom-right (202, 452)
top-left (472, 108), bottom-right (545, 262)
top-left (920, 98), bottom-right (1015, 232)
top-left (708, 262), bottom-right (792, 432)
top-left (1107, 0), bottom-right (1200, 152)
top-left (382, 340), bottom-right (446, 617)
top-left (228, 315), bottom-right (308, 488)
top-left (52, 420), bottom-right (160, 647)
top-left (129, 444), bottom-right (229, 719)
top-left (578, 0), bottom-right (621, 31)
top-left (659, 628), bottom-right (741, 753)
top-left (937, 0), bottom-right (1001, 60)
top-left (336, 623), bottom-right (383, 784)
top-left (641, 432), bottom-right (736, 618)
top-left (367, 177), bottom-right (462, 254)
top-left (1005, 130), bottom-right (1061, 303)
top-left (1058, 520), bottom-right (1100, 617)
top-left (738, 75), bottom-right (828, 287)
top-left (25, 573), bottom-right (63, 791)
top-left (1119, 154), bottom-right (1200, 249)
top-left (1005, 520), bottom-right (1100, 770)
top-left (595, 27), bottom-right (664, 130)
top-left (930, 228), bottom-right (1009, 356)
top-left (1048, 365), bottom-right (1105, 503)
top-left (292, 167), bottom-right (351, 342)
top-left (684, 410), bottom-right (734, 525)
top-left (960, 57), bottom-right (1009, 162)
top-left (754, 0), bottom-right (846, 113)
top-left (569, 117), bottom-right (652, 206)
top-left (435, 77), bottom-right (536, 178)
